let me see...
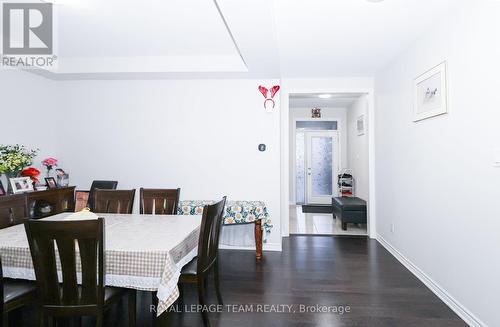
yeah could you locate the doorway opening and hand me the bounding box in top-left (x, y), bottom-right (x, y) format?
top-left (295, 123), bottom-right (339, 205)
top-left (288, 93), bottom-right (369, 236)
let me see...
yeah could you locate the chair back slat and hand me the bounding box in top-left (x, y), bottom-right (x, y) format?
top-left (140, 188), bottom-right (180, 215)
top-left (94, 190), bottom-right (135, 214)
top-left (24, 218), bottom-right (105, 312)
top-left (0, 194), bottom-right (27, 228)
top-left (56, 238), bottom-right (78, 305)
top-left (30, 236), bottom-right (60, 304)
top-left (78, 239), bottom-right (98, 303)
top-left (197, 197), bottom-right (226, 275)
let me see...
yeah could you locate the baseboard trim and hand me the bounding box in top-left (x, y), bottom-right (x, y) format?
top-left (377, 234), bottom-right (485, 327)
top-left (219, 242), bottom-right (282, 252)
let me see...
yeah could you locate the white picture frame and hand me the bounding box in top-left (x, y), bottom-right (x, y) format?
top-left (413, 62), bottom-right (448, 122)
top-left (357, 115), bottom-right (365, 136)
top-left (10, 177), bottom-right (34, 194)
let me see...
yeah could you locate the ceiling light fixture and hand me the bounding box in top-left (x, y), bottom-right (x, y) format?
top-left (366, 0), bottom-right (385, 2)
top-left (318, 94), bottom-right (332, 99)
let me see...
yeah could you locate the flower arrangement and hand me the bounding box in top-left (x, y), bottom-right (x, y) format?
top-left (21, 167), bottom-right (41, 184)
top-left (42, 157), bottom-right (58, 177)
top-left (0, 145), bottom-right (38, 174)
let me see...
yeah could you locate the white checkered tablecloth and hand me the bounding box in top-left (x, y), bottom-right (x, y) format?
top-left (0, 212), bottom-right (201, 317)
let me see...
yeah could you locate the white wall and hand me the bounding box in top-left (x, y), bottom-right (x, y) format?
top-left (375, 1), bottom-right (500, 326)
top-left (288, 106), bottom-right (347, 203)
top-left (0, 74), bottom-right (282, 249)
top-left (0, 70), bottom-right (58, 187)
top-left (346, 96), bottom-right (369, 200)
top-left (53, 79), bottom-right (282, 249)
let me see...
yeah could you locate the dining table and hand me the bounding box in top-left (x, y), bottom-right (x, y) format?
top-left (0, 211), bottom-right (201, 317)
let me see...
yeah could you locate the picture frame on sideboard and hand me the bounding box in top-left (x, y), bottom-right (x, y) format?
top-left (45, 177), bottom-right (58, 189)
top-left (10, 177), bottom-right (34, 194)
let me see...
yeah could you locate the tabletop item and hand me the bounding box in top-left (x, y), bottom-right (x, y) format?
top-left (0, 212), bottom-right (201, 317)
top-left (20, 167), bottom-right (40, 185)
top-left (9, 177), bottom-right (34, 194)
top-left (56, 173), bottom-right (70, 187)
top-left (45, 177), bottom-right (57, 189)
top-left (41, 157), bottom-right (58, 178)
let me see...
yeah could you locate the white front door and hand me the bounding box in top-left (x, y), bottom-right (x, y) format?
top-left (305, 131), bottom-right (339, 204)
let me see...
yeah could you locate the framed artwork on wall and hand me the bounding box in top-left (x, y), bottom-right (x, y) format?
top-left (311, 108), bottom-right (321, 118)
top-left (413, 61), bottom-right (448, 122)
top-left (10, 177), bottom-right (34, 194)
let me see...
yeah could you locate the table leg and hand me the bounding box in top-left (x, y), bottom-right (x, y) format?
top-left (255, 219), bottom-right (263, 261)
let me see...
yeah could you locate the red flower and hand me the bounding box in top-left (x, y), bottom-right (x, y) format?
top-left (42, 157), bottom-right (58, 167)
top-left (21, 167), bottom-right (41, 183)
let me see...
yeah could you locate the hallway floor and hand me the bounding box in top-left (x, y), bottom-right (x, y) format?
top-left (289, 205), bottom-right (367, 235)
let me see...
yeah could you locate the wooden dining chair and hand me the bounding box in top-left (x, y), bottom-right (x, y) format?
top-left (93, 189), bottom-right (135, 214)
top-left (178, 196), bottom-right (227, 327)
top-left (24, 218), bottom-right (136, 327)
top-left (85, 180), bottom-right (118, 211)
top-left (1, 255), bottom-right (37, 327)
top-left (139, 188), bottom-right (180, 215)
top-left (0, 194), bottom-right (28, 229)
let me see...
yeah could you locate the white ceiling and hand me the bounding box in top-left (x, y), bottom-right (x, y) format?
top-left (48, 0), bottom-right (247, 75)
top-left (273, 0), bottom-right (464, 77)
top-left (58, 0), bottom-right (236, 58)
top-left (32, 0), bottom-right (468, 79)
top-left (290, 93), bottom-right (364, 108)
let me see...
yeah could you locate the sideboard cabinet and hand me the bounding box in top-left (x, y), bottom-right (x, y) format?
top-left (25, 186), bottom-right (76, 218)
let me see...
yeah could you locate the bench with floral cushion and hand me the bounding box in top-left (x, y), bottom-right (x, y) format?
top-left (178, 200), bottom-right (272, 260)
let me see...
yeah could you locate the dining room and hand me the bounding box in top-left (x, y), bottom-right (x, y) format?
top-left (1, 0), bottom-right (498, 327)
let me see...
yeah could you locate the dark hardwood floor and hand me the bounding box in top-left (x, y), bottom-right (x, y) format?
top-left (11, 236), bottom-right (467, 327)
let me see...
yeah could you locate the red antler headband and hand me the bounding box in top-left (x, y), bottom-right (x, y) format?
top-left (259, 86), bottom-right (268, 98)
top-left (258, 85), bottom-right (280, 109)
top-left (270, 85), bottom-right (280, 98)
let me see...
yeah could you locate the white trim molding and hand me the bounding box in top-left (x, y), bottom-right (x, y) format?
top-left (377, 234), bottom-right (486, 327)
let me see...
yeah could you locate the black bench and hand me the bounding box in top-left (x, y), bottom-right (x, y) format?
top-left (332, 197), bottom-right (367, 230)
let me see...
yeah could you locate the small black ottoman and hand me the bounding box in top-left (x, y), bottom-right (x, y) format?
top-left (332, 197), bottom-right (367, 230)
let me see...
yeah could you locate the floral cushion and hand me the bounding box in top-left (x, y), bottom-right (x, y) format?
top-left (178, 200), bottom-right (273, 233)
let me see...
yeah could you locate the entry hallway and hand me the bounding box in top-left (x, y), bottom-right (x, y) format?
top-left (16, 236), bottom-right (466, 327)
